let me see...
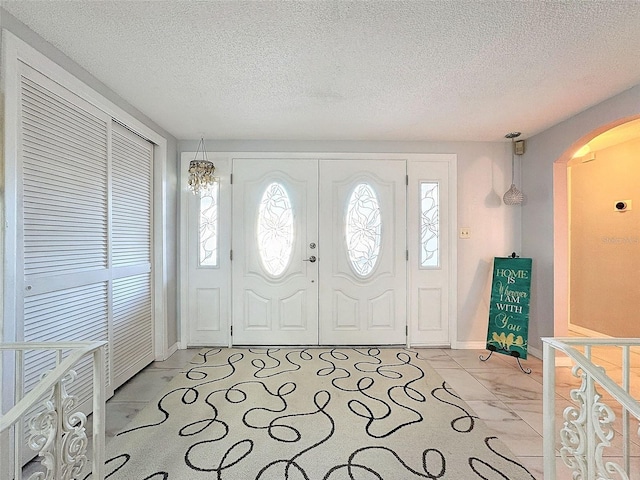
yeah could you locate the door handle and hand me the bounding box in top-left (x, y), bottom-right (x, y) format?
top-left (303, 255), bottom-right (317, 263)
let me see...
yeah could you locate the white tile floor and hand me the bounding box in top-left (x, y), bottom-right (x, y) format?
top-left (24, 342), bottom-right (640, 479)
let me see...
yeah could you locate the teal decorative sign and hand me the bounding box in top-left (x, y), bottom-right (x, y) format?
top-left (486, 257), bottom-right (532, 360)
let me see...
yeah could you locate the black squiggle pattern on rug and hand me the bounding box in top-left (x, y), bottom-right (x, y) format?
top-left (431, 380), bottom-right (479, 433)
top-left (468, 436), bottom-right (536, 479)
top-left (250, 348), bottom-right (313, 378)
top-left (89, 348), bottom-right (534, 480)
top-left (347, 351), bottom-right (427, 438)
top-left (82, 454), bottom-right (168, 480)
top-left (255, 390), bottom-right (335, 479)
top-left (324, 446), bottom-right (447, 479)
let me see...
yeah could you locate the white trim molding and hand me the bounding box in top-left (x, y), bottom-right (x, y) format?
top-left (178, 152), bottom-right (458, 349)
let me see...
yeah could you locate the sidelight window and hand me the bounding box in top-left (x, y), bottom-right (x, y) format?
top-left (199, 181), bottom-right (219, 267)
top-left (420, 182), bottom-right (439, 268)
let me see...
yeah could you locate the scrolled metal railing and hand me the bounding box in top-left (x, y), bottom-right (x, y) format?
top-left (543, 337), bottom-right (640, 480)
top-left (0, 342), bottom-right (107, 480)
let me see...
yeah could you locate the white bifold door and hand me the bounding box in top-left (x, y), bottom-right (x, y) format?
top-left (232, 158), bottom-right (407, 345)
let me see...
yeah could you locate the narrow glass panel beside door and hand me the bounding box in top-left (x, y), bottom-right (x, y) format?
top-left (420, 182), bottom-right (439, 268)
top-left (199, 181), bottom-right (219, 267)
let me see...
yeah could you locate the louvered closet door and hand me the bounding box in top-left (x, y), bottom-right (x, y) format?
top-left (110, 123), bottom-right (154, 390)
top-left (17, 65), bottom-right (155, 421)
top-left (20, 66), bottom-right (111, 433)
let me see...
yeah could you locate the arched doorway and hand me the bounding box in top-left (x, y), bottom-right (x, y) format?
top-left (553, 117), bottom-right (640, 338)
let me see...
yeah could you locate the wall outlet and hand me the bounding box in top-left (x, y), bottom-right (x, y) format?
top-left (459, 227), bottom-right (471, 239)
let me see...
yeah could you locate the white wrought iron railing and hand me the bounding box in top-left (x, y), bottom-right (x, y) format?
top-left (543, 337), bottom-right (640, 480)
top-left (0, 341), bottom-right (107, 480)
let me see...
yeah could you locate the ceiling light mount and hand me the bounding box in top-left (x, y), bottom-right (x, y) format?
top-left (503, 132), bottom-right (524, 205)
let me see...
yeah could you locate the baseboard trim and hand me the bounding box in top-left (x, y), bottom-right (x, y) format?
top-left (452, 342), bottom-right (548, 363)
top-left (527, 346), bottom-right (542, 360)
top-left (164, 342), bottom-right (179, 360)
top-left (568, 323), bottom-right (611, 338)
top-left (452, 341), bottom-right (487, 350)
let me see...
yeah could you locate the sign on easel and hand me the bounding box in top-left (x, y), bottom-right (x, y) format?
top-left (485, 256), bottom-right (532, 360)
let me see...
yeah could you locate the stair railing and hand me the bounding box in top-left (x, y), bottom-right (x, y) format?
top-left (0, 341), bottom-right (106, 480)
top-left (543, 337), bottom-right (640, 480)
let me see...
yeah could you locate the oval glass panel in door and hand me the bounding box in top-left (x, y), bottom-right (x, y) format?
top-left (257, 182), bottom-right (294, 276)
top-left (345, 183), bottom-right (382, 277)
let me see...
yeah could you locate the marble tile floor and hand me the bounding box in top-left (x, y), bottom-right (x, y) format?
top-left (423, 346), bottom-right (640, 480)
top-left (22, 343), bottom-right (640, 479)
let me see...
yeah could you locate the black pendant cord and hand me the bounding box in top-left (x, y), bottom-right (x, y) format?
top-left (479, 351), bottom-right (532, 374)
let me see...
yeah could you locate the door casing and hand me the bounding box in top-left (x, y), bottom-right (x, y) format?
top-left (179, 152), bottom-right (457, 348)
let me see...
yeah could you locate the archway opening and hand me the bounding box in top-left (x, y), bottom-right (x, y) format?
top-left (553, 117), bottom-right (640, 338)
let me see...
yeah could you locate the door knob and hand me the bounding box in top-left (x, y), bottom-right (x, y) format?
top-left (303, 255), bottom-right (317, 263)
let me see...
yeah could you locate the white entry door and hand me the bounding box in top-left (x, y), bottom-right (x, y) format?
top-left (232, 159), bottom-right (319, 345)
top-left (319, 160), bottom-right (407, 344)
top-left (232, 158), bottom-right (406, 345)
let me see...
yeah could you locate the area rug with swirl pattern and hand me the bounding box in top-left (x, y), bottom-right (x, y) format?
top-left (90, 348), bottom-right (535, 479)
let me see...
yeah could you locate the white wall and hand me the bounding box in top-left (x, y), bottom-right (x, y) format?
top-left (178, 140), bottom-right (520, 347)
top-left (522, 84), bottom-right (640, 352)
top-left (569, 138), bottom-right (640, 337)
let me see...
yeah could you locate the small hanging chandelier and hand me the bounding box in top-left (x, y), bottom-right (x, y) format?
top-left (188, 137), bottom-right (216, 195)
top-left (503, 132), bottom-right (524, 205)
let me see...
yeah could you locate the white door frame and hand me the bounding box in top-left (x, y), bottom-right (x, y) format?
top-left (179, 152), bottom-right (457, 348)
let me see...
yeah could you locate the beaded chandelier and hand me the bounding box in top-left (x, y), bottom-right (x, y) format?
top-left (187, 137), bottom-right (216, 195)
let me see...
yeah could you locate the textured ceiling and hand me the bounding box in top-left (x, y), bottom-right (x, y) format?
top-left (2, 0), bottom-right (640, 142)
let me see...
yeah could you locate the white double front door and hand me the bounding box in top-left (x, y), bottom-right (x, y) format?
top-left (232, 158), bottom-right (407, 345)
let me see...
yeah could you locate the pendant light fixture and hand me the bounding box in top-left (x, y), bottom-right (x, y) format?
top-left (503, 132), bottom-right (524, 205)
top-left (187, 137), bottom-right (216, 195)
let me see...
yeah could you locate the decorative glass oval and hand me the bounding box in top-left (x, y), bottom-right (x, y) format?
top-left (257, 182), bottom-right (294, 276)
top-left (345, 183), bottom-right (382, 277)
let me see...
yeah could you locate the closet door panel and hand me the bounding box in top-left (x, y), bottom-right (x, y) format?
top-left (17, 65), bottom-right (155, 403)
top-left (112, 273), bottom-right (152, 385)
top-left (18, 67), bottom-right (112, 463)
top-left (112, 125), bottom-right (152, 268)
top-left (111, 123), bottom-right (154, 389)
top-left (21, 74), bottom-right (109, 279)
